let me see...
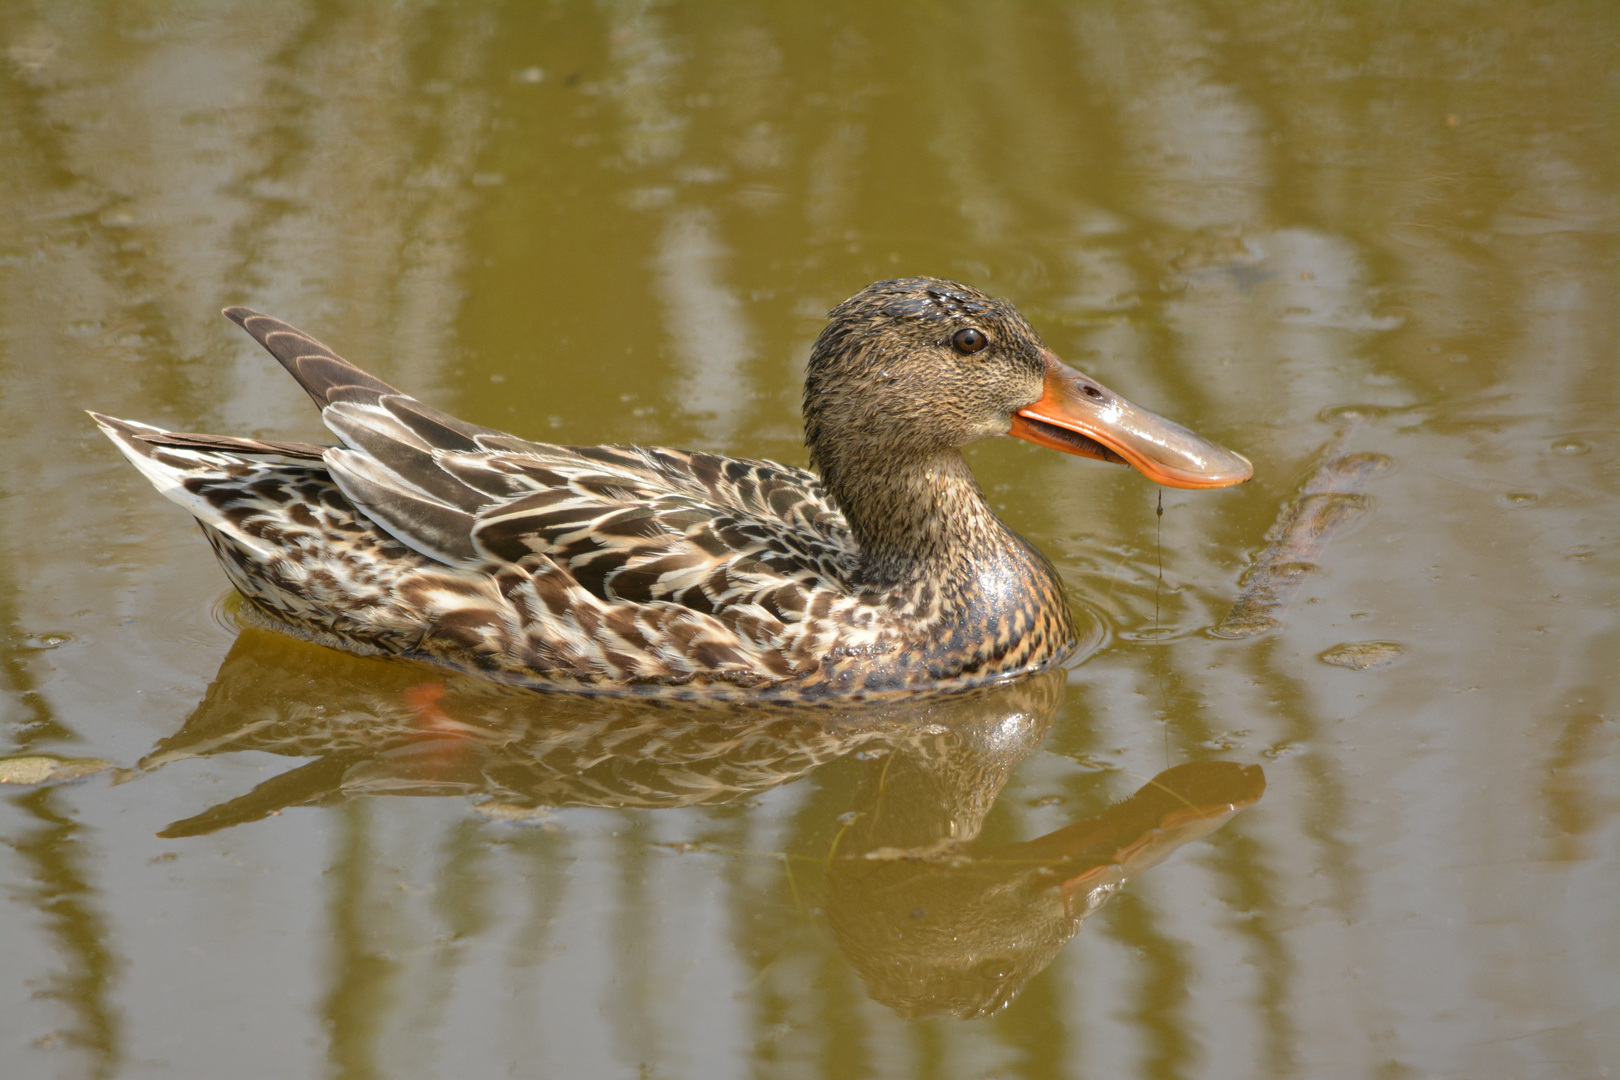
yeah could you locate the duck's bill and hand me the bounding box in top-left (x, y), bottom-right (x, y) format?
top-left (1008, 351), bottom-right (1253, 489)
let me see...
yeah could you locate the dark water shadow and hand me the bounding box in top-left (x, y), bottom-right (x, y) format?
top-left (139, 627), bottom-right (1263, 1019)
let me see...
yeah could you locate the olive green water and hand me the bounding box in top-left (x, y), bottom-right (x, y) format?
top-left (3, 3), bottom-right (1618, 1077)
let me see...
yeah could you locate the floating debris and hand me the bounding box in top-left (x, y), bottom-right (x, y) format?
top-left (0, 754), bottom-right (116, 785)
top-left (472, 801), bottom-right (556, 824)
top-left (1319, 641), bottom-right (1406, 670)
top-left (1214, 448), bottom-right (1394, 639)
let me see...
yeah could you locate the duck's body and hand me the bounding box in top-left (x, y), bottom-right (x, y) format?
top-left (95, 279), bottom-right (1249, 701)
top-left (97, 413), bottom-right (1069, 699)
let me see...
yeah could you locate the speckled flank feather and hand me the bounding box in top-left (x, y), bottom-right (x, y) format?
top-left (94, 285), bottom-right (1084, 700)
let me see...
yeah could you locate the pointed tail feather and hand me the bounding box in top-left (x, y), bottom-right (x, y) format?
top-left (222, 307), bottom-right (403, 411)
top-left (90, 411), bottom-right (222, 500)
top-left (222, 307), bottom-right (505, 447)
top-left (89, 412), bottom-right (292, 555)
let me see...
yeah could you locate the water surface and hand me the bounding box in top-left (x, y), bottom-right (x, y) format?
top-left (2, 3), bottom-right (1618, 1078)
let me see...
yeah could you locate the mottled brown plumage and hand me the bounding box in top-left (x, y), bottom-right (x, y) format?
top-left (93, 278), bottom-right (1250, 700)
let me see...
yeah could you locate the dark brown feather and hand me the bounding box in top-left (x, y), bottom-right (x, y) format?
top-left (134, 431), bottom-right (330, 460)
top-left (222, 308), bottom-right (401, 409)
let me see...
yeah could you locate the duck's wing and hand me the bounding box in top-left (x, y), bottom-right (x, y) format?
top-left (463, 447), bottom-right (857, 618)
top-left (226, 308), bottom-right (857, 619)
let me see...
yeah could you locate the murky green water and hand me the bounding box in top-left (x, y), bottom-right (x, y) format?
top-left (4, 3), bottom-right (1618, 1077)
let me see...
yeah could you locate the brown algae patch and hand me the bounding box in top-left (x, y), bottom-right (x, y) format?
top-left (0, 754), bottom-right (116, 785)
top-left (473, 801), bottom-right (557, 825)
top-left (1319, 641), bottom-right (1406, 670)
top-left (1214, 450), bottom-right (1394, 640)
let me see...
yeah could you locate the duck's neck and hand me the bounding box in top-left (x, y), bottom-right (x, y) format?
top-left (817, 447), bottom-right (1077, 685)
top-left (831, 450), bottom-right (1042, 594)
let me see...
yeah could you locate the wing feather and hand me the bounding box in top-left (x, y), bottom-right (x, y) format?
top-left (323, 448), bottom-right (479, 565)
top-left (322, 403), bottom-right (488, 513)
top-left (134, 431), bottom-right (330, 460)
top-left (218, 309), bottom-right (864, 661)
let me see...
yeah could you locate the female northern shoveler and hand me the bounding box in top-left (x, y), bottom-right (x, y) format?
top-left (93, 278), bottom-right (1250, 700)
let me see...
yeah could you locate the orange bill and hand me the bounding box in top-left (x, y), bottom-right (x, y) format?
top-left (1009, 350), bottom-right (1253, 489)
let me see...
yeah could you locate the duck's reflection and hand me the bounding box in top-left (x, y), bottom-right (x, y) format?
top-left (146, 627), bottom-right (1262, 1018)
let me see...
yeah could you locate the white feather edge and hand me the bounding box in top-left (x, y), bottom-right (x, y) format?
top-left (89, 413), bottom-right (279, 556)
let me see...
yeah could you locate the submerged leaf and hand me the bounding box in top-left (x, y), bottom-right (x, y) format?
top-left (0, 754), bottom-right (116, 785)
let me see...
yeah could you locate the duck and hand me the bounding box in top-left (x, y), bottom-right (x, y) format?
top-left (92, 277), bottom-right (1250, 701)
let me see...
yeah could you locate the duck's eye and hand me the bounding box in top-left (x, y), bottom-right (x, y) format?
top-left (952, 327), bottom-right (988, 355)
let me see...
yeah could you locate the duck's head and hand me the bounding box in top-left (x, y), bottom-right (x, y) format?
top-left (803, 278), bottom-right (1252, 496)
